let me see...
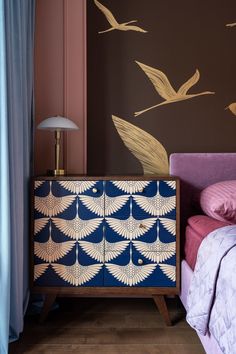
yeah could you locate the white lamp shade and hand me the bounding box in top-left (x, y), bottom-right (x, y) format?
top-left (37, 116), bottom-right (79, 131)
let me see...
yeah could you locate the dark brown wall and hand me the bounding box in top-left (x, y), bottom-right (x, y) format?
top-left (87, 0), bottom-right (236, 175)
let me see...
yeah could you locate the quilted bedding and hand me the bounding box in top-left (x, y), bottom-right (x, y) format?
top-left (186, 225), bottom-right (236, 354)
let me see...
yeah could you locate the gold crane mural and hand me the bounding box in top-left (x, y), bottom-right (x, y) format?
top-left (225, 102), bottom-right (236, 116)
top-left (134, 61), bottom-right (215, 117)
top-left (112, 115), bottom-right (169, 175)
top-left (226, 22), bottom-right (236, 27)
top-left (94, 0), bottom-right (147, 34)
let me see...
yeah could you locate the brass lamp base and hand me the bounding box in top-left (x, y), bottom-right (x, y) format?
top-left (47, 169), bottom-right (65, 176)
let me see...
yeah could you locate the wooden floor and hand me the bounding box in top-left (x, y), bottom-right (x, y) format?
top-left (9, 297), bottom-right (205, 354)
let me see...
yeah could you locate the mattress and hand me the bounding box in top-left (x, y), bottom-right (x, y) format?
top-left (185, 215), bottom-right (230, 270)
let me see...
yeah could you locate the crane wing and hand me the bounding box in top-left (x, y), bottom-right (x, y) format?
top-left (35, 238), bottom-right (75, 263)
top-left (52, 217), bottom-right (103, 240)
top-left (59, 181), bottom-right (97, 194)
top-left (135, 61), bottom-right (177, 100)
top-left (79, 194), bottom-right (105, 216)
top-left (34, 218), bottom-right (49, 235)
top-left (226, 22), bottom-right (236, 27)
top-left (35, 193), bottom-right (76, 217)
top-left (78, 239), bottom-right (129, 262)
top-left (106, 261), bottom-right (156, 286)
top-left (94, 0), bottom-right (119, 26)
top-left (105, 195), bottom-right (129, 216)
top-left (177, 69), bottom-right (200, 95)
top-left (159, 264), bottom-right (176, 282)
top-left (112, 181), bottom-right (150, 194)
top-left (133, 195), bottom-right (176, 216)
top-left (34, 263), bottom-right (49, 281)
top-left (165, 181), bottom-right (176, 190)
top-left (106, 216), bottom-right (156, 239)
top-left (34, 181), bottom-right (44, 190)
top-left (112, 116), bottom-right (169, 175)
top-left (133, 239), bottom-right (175, 263)
top-left (52, 262), bottom-right (103, 286)
top-left (105, 240), bottom-right (130, 261)
top-left (226, 102), bottom-right (236, 115)
top-left (122, 25), bottom-right (147, 33)
top-left (159, 218), bottom-right (176, 236)
top-left (79, 240), bottom-right (104, 262)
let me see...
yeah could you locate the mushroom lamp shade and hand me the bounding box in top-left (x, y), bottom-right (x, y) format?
top-left (37, 116), bottom-right (79, 176)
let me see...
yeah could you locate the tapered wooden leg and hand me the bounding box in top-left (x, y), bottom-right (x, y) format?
top-left (153, 295), bottom-right (172, 326)
top-left (39, 294), bottom-right (57, 324)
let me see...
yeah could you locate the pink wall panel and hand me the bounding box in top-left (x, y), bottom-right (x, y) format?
top-left (34, 0), bottom-right (86, 175)
top-left (63, 0), bottom-right (87, 174)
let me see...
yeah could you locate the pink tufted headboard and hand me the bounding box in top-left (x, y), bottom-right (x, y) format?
top-left (170, 153), bottom-right (236, 237)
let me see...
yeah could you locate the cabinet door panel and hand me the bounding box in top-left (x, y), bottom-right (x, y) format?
top-left (104, 180), bottom-right (177, 287)
top-left (34, 180), bottom-right (104, 287)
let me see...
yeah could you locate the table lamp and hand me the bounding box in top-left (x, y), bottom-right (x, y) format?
top-left (37, 116), bottom-right (79, 176)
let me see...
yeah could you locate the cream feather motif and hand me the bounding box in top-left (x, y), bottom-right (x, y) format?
top-left (133, 239), bottom-right (175, 263)
top-left (105, 194), bottom-right (130, 215)
top-left (52, 217), bottom-right (103, 240)
top-left (34, 263), bottom-right (49, 281)
top-left (159, 264), bottom-right (176, 282)
top-left (225, 102), bottom-right (236, 116)
top-left (226, 22), bottom-right (236, 27)
top-left (159, 217), bottom-right (176, 236)
top-left (79, 239), bottom-right (129, 262)
top-left (133, 194), bottom-right (176, 216)
top-left (134, 61), bottom-right (215, 117)
top-left (58, 181), bottom-right (97, 194)
top-left (165, 181), bottom-right (176, 190)
top-left (34, 236), bottom-right (76, 263)
top-left (52, 261), bottom-right (103, 286)
top-left (35, 190), bottom-right (76, 217)
top-left (34, 218), bottom-right (49, 235)
top-left (94, 0), bottom-right (147, 34)
top-left (79, 193), bottom-right (129, 217)
top-left (112, 181), bottom-right (150, 194)
top-left (35, 181), bottom-right (44, 190)
top-left (106, 260), bottom-right (156, 286)
top-left (106, 216), bottom-right (157, 240)
top-left (112, 115), bottom-right (169, 175)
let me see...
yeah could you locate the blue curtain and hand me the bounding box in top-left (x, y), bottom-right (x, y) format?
top-left (0, 1), bottom-right (35, 353)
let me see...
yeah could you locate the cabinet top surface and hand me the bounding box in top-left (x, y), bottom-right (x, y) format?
top-left (33, 175), bottom-right (179, 181)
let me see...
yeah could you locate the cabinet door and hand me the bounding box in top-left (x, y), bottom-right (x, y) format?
top-left (33, 180), bottom-right (104, 287)
top-left (104, 180), bottom-right (176, 287)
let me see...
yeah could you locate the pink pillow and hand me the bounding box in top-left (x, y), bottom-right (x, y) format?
top-left (200, 180), bottom-right (236, 223)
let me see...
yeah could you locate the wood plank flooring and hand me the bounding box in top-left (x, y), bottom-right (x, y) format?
top-left (9, 297), bottom-right (205, 354)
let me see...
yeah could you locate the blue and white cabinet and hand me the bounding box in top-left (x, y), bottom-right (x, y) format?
top-left (33, 178), bottom-right (179, 291)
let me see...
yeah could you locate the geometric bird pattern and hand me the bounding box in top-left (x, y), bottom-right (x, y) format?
top-left (52, 216), bottom-right (103, 240)
top-left (79, 239), bottom-right (130, 262)
top-left (34, 179), bottom-right (176, 287)
top-left (132, 239), bottom-right (176, 263)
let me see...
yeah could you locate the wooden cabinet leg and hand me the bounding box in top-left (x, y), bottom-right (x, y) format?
top-left (39, 294), bottom-right (57, 324)
top-left (153, 295), bottom-right (172, 326)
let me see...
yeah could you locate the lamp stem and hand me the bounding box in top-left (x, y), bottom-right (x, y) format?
top-left (55, 130), bottom-right (61, 171)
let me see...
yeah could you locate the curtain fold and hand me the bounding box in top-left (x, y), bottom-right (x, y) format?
top-left (0, 1), bottom-right (11, 353)
top-left (0, 1), bottom-right (35, 353)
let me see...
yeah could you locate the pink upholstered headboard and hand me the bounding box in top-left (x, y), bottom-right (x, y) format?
top-left (170, 153), bottom-right (236, 235)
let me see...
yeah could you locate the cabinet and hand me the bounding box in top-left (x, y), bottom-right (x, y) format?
top-left (32, 177), bottom-right (179, 324)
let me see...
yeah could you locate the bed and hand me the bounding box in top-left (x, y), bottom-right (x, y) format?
top-left (170, 153), bottom-right (236, 354)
